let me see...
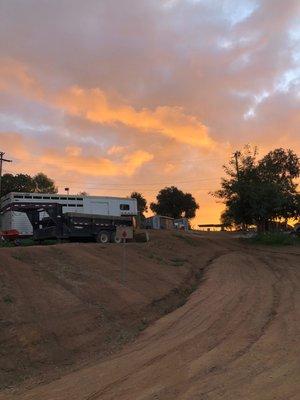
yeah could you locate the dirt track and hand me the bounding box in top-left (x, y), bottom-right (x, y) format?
top-left (1, 232), bottom-right (300, 399)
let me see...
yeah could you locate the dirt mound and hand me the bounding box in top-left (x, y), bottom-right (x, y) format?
top-left (0, 231), bottom-right (223, 390)
top-left (1, 233), bottom-right (300, 399)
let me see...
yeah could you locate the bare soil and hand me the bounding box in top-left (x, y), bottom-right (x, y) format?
top-left (0, 231), bottom-right (299, 399)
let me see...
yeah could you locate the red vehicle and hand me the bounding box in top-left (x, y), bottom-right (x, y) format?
top-left (0, 229), bottom-right (20, 241)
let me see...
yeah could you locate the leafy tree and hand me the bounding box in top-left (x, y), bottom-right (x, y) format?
top-left (1, 172), bottom-right (58, 196)
top-left (214, 147), bottom-right (300, 231)
top-left (130, 192), bottom-right (147, 218)
top-left (1, 173), bottom-right (36, 196)
top-left (33, 173), bottom-right (58, 193)
top-left (150, 186), bottom-right (199, 219)
top-left (220, 209), bottom-right (235, 230)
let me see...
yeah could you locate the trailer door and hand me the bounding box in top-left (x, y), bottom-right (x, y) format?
top-left (90, 201), bottom-right (109, 215)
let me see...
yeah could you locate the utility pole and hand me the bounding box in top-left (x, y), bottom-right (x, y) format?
top-left (0, 152), bottom-right (12, 200)
top-left (233, 150), bottom-right (246, 231)
top-left (234, 151), bottom-right (240, 178)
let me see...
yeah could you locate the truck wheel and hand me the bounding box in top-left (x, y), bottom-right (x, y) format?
top-left (111, 232), bottom-right (122, 243)
top-left (96, 231), bottom-right (110, 244)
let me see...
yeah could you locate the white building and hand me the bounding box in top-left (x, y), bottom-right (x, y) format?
top-left (0, 192), bottom-right (137, 236)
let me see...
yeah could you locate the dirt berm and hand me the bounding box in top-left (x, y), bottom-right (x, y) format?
top-left (1, 231), bottom-right (299, 399)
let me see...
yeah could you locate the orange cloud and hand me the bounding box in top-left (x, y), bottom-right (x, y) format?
top-left (107, 145), bottom-right (126, 155)
top-left (0, 132), bottom-right (153, 178)
top-left (0, 132), bottom-right (32, 161)
top-left (1, 59), bottom-right (215, 149)
top-left (1, 60), bottom-right (214, 149)
top-left (56, 86), bottom-right (214, 148)
top-left (0, 58), bottom-right (43, 99)
top-left (39, 148), bottom-right (154, 177)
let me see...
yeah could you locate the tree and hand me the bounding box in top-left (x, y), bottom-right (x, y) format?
top-left (1, 173), bottom-right (36, 196)
top-left (220, 209), bottom-right (236, 230)
top-left (33, 173), bottom-right (58, 193)
top-left (214, 147), bottom-right (300, 231)
top-left (1, 172), bottom-right (58, 196)
top-left (150, 186), bottom-right (199, 219)
top-left (130, 192), bottom-right (147, 218)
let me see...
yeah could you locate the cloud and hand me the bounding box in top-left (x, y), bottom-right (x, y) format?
top-left (56, 86), bottom-right (213, 148)
top-left (1, 59), bottom-right (213, 149)
top-left (107, 145), bottom-right (126, 155)
top-left (40, 148), bottom-right (154, 177)
top-left (0, 131), bottom-right (32, 161)
top-left (0, 0), bottom-right (300, 224)
top-left (0, 58), bottom-right (43, 99)
top-left (0, 132), bottom-right (153, 178)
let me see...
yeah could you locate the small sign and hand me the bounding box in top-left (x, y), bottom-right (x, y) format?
top-left (116, 226), bottom-right (133, 240)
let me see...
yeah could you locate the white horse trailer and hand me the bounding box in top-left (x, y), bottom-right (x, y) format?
top-left (0, 192), bottom-right (137, 236)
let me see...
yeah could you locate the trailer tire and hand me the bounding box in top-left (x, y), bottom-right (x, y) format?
top-left (96, 231), bottom-right (110, 244)
top-left (111, 231), bottom-right (122, 244)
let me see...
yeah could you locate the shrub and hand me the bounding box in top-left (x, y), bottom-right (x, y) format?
top-left (250, 232), bottom-right (300, 246)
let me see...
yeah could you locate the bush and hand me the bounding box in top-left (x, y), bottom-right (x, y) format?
top-left (250, 232), bottom-right (300, 246)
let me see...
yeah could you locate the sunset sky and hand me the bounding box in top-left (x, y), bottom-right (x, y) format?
top-left (0, 0), bottom-right (299, 226)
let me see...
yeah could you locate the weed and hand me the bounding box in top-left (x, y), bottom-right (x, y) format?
top-left (169, 257), bottom-right (187, 267)
top-left (138, 319), bottom-right (148, 331)
top-left (147, 253), bottom-right (167, 265)
top-left (172, 233), bottom-right (200, 247)
top-left (3, 295), bottom-right (13, 304)
top-left (0, 241), bottom-right (14, 248)
top-left (12, 253), bottom-right (25, 261)
top-left (249, 232), bottom-right (300, 246)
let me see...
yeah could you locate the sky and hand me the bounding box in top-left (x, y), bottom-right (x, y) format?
top-left (0, 0), bottom-right (299, 226)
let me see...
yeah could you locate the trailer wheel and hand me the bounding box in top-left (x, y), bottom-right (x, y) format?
top-left (96, 231), bottom-right (110, 244)
top-left (111, 232), bottom-right (122, 244)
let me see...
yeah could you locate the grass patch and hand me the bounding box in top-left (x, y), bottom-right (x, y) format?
top-left (147, 253), bottom-right (167, 265)
top-left (249, 232), bottom-right (300, 246)
top-left (3, 295), bottom-right (14, 304)
top-left (0, 238), bottom-right (59, 248)
top-left (12, 252), bottom-right (28, 262)
top-left (0, 241), bottom-right (15, 248)
top-left (169, 257), bottom-right (188, 267)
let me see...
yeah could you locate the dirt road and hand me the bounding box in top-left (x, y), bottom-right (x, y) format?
top-left (1, 233), bottom-right (299, 399)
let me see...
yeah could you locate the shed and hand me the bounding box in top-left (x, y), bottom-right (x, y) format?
top-left (174, 218), bottom-right (189, 231)
top-left (144, 215), bottom-right (174, 230)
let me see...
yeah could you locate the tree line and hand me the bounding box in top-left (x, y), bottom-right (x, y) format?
top-left (1, 173), bottom-right (57, 196)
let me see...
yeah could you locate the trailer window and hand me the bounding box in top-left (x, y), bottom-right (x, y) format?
top-left (68, 204), bottom-right (76, 207)
top-left (14, 195), bottom-right (23, 199)
top-left (51, 196), bottom-right (59, 200)
top-left (25, 195), bottom-right (32, 199)
top-left (120, 204), bottom-right (130, 210)
top-left (43, 196), bottom-right (50, 199)
top-left (33, 196), bottom-right (41, 199)
top-left (76, 197), bottom-right (83, 201)
top-left (68, 197), bottom-right (76, 200)
top-left (77, 204), bottom-right (83, 207)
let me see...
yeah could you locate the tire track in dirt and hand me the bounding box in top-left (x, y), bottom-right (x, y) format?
top-left (1, 234), bottom-right (299, 400)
